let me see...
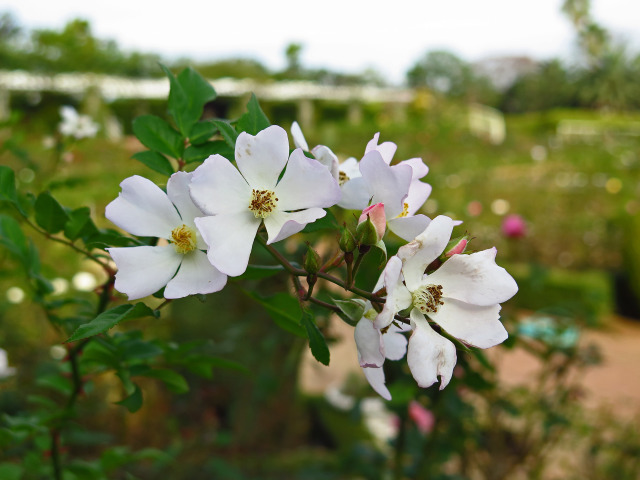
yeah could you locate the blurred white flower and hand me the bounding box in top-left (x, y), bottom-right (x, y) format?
top-left (0, 349), bottom-right (16, 378)
top-left (59, 106), bottom-right (99, 140)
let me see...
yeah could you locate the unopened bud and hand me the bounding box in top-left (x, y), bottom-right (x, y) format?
top-left (443, 235), bottom-right (469, 258)
top-left (339, 226), bottom-right (356, 253)
top-left (358, 203), bottom-right (386, 240)
top-left (356, 216), bottom-right (379, 247)
top-left (303, 244), bottom-right (321, 274)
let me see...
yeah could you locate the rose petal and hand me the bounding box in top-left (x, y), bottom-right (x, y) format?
top-left (338, 176), bottom-right (369, 210)
top-left (235, 125), bottom-right (289, 189)
top-left (355, 318), bottom-right (385, 367)
top-left (427, 248), bottom-right (518, 306)
top-left (108, 245), bottom-right (181, 300)
top-left (405, 180), bottom-right (432, 215)
top-left (382, 324), bottom-right (409, 361)
top-left (106, 175), bottom-right (181, 238)
top-left (311, 145), bottom-right (340, 180)
top-left (398, 215), bottom-right (454, 291)
top-left (365, 132), bottom-right (397, 164)
top-left (359, 151), bottom-right (412, 218)
top-left (374, 256), bottom-right (412, 330)
top-left (407, 309), bottom-right (457, 390)
top-left (362, 365), bottom-right (392, 401)
top-left (291, 121), bottom-right (309, 151)
top-left (263, 208), bottom-right (326, 244)
top-left (166, 171), bottom-right (203, 226)
top-left (195, 212), bottom-right (259, 277)
top-left (275, 149), bottom-right (341, 210)
top-left (430, 298), bottom-right (507, 349)
top-left (387, 215), bottom-right (432, 242)
top-left (189, 154), bottom-right (252, 216)
top-left (339, 157), bottom-right (361, 179)
top-left (164, 249), bottom-right (228, 299)
top-left (398, 158), bottom-right (429, 180)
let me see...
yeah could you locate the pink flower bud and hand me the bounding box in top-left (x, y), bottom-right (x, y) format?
top-left (445, 237), bottom-right (468, 257)
top-left (502, 214), bottom-right (526, 238)
top-left (408, 401), bottom-right (435, 435)
top-left (358, 203), bottom-right (386, 240)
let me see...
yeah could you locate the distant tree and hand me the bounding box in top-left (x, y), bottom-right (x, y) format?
top-left (500, 60), bottom-right (579, 112)
top-left (407, 50), bottom-right (473, 97)
top-left (284, 42), bottom-right (303, 76)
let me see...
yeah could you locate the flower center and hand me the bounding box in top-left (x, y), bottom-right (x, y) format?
top-left (248, 189), bottom-right (278, 218)
top-left (397, 202), bottom-right (410, 218)
top-left (338, 171), bottom-right (350, 186)
top-left (171, 224), bottom-right (197, 254)
top-left (412, 284), bottom-right (444, 314)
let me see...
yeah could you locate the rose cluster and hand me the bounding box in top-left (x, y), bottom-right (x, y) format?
top-left (105, 123), bottom-right (517, 399)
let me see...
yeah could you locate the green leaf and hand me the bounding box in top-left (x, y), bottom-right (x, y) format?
top-left (332, 298), bottom-right (367, 326)
top-left (34, 192), bottom-right (69, 234)
top-left (183, 141), bottom-right (230, 164)
top-left (0, 463), bottom-right (24, 480)
top-left (0, 166), bottom-right (18, 205)
top-left (189, 120), bottom-right (217, 145)
top-left (132, 115), bottom-right (184, 159)
top-left (301, 311), bottom-right (330, 365)
top-left (64, 207), bottom-right (98, 241)
top-left (245, 291), bottom-right (306, 337)
top-left (301, 209), bottom-right (337, 233)
top-left (116, 384), bottom-right (143, 413)
top-left (36, 374), bottom-right (73, 395)
top-left (0, 214), bottom-right (28, 260)
top-left (139, 369), bottom-right (189, 394)
top-left (163, 66), bottom-right (216, 137)
top-left (236, 94), bottom-right (270, 135)
top-left (66, 303), bottom-right (156, 343)
top-left (212, 120), bottom-right (238, 148)
top-left (132, 151), bottom-right (174, 176)
top-left (234, 264), bottom-right (285, 281)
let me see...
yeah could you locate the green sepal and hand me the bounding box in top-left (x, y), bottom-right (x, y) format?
top-left (66, 303), bottom-right (157, 343)
top-left (301, 311), bottom-right (330, 365)
top-left (236, 93), bottom-right (270, 135)
top-left (332, 298), bottom-right (367, 326)
top-left (132, 115), bottom-right (184, 159)
top-left (34, 192), bottom-right (69, 234)
top-left (132, 151), bottom-right (174, 176)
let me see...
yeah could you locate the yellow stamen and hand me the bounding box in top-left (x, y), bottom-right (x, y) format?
top-left (412, 284), bottom-right (444, 314)
top-left (171, 224), bottom-right (197, 254)
top-left (338, 171), bottom-right (350, 186)
top-left (397, 202), bottom-right (410, 218)
top-left (249, 189), bottom-right (278, 218)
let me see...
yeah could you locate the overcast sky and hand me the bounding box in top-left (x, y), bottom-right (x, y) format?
top-left (2, 0), bottom-right (639, 83)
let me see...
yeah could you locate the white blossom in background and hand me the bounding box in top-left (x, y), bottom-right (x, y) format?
top-left (0, 348), bottom-right (16, 378)
top-left (356, 215), bottom-right (518, 399)
top-left (190, 125), bottom-right (341, 277)
top-left (106, 172), bottom-right (227, 300)
top-left (291, 121), bottom-right (340, 179)
top-left (58, 106), bottom-right (99, 140)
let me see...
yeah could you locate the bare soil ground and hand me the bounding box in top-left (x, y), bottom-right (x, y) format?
top-left (301, 315), bottom-right (640, 418)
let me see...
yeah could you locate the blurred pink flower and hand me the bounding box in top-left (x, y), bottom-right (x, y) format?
top-left (408, 401), bottom-right (435, 434)
top-left (502, 214), bottom-right (526, 238)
